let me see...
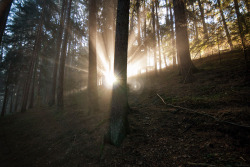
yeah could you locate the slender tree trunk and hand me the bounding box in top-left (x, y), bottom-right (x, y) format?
top-left (155, 0), bottom-right (162, 71)
top-left (88, 0), bottom-right (98, 113)
top-left (233, 0), bottom-right (248, 69)
top-left (166, 0), bottom-right (169, 21)
top-left (136, 0), bottom-right (141, 46)
top-left (197, 0), bottom-right (209, 40)
top-left (49, 0), bottom-right (67, 106)
top-left (143, 0), bottom-right (147, 39)
top-left (14, 85), bottom-right (21, 112)
top-left (106, 0), bottom-right (130, 147)
top-left (57, 0), bottom-right (72, 108)
top-left (173, 0), bottom-right (195, 83)
top-left (151, 1), bottom-right (157, 74)
top-left (0, 0), bottom-right (13, 46)
top-left (1, 71), bottom-right (10, 116)
top-left (130, 6), bottom-right (135, 36)
top-left (21, 4), bottom-right (44, 112)
top-left (170, 3), bottom-right (176, 67)
top-left (161, 36), bottom-right (167, 67)
top-left (192, 2), bottom-right (199, 40)
top-left (217, 0), bottom-right (233, 50)
top-left (29, 49), bottom-right (40, 109)
top-left (0, 44), bottom-right (3, 62)
top-left (9, 92), bottom-right (13, 113)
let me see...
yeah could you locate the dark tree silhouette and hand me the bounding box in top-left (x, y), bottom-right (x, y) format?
top-left (151, 1), bottom-right (157, 74)
top-left (0, 0), bottom-right (13, 45)
top-left (106, 0), bottom-right (130, 146)
top-left (233, 0), bottom-right (248, 68)
top-left (88, 0), bottom-right (98, 113)
top-left (217, 0), bottom-right (233, 50)
top-left (173, 0), bottom-right (195, 83)
top-left (57, 0), bottom-right (72, 108)
top-left (49, 0), bottom-right (67, 106)
top-left (197, 0), bottom-right (209, 40)
top-left (21, 2), bottom-right (45, 112)
top-left (155, 0), bottom-right (162, 71)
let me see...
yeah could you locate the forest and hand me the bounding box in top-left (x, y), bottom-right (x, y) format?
top-left (0, 0), bottom-right (249, 166)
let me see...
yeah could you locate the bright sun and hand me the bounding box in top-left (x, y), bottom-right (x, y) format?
top-left (105, 72), bottom-right (117, 86)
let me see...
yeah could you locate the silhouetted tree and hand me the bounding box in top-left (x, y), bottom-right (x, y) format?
top-left (151, 1), bottom-right (157, 74)
top-left (88, 0), bottom-right (98, 113)
top-left (106, 0), bottom-right (130, 146)
top-left (217, 0), bottom-right (233, 50)
top-left (21, 1), bottom-right (45, 112)
top-left (0, 0), bottom-right (13, 45)
top-left (57, 0), bottom-right (73, 108)
top-left (197, 0), bottom-right (208, 40)
top-left (233, 0), bottom-right (248, 67)
top-left (173, 0), bottom-right (196, 82)
top-left (49, 0), bottom-right (67, 106)
top-left (169, 1), bottom-right (176, 67)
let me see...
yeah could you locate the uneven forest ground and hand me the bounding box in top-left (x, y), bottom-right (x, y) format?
top-left (0, 50), bottom-right (250, 167)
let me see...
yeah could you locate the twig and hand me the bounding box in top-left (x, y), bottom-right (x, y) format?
top-left (156, 93), bottom-right (250, 129)
top-left (187, 162), bottom-right (216, 166)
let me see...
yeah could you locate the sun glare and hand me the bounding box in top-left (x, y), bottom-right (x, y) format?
top-left (105, 72), bottom-right (117, 86)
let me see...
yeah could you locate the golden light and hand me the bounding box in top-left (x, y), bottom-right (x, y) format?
top-left (104, 72), bottom-right (117, 86)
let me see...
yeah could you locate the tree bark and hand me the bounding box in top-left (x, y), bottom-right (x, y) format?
top-left (1, 69), bottom-right (10, 116)
top-left (197, 0), bottom-right (209, 40)
top-left (151, 1), bottom-right (157, 74)
top-left (57, 0), bottom-right (72, 108)
top-left (170, 3), bottom-right (176, 67)
top-left (192, 2), bottom-right (199, 40)
top-left (21, 3), bottom-right (44, 112)
top-left (155, 0), bottom-right (162, 70)
top-left (217, 0), bottom-right (233, 50)
top-left (233, 0), bottom-right (248, 68)
top-left (173, 0), bottom-right (195, 83)
top-left (106, 0), bottom-right (130, 147)
top-left (136, 0), bottom-right (141, 46)
top-left (49, 0), bottom-right (67, 106)
top-left (88, 0), bottom-right (98, 113)
top-left (0, 0), bottom-right (13, 46)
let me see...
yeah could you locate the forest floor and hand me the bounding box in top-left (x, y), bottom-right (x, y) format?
top-left (0, 50), bottom-right (250, 167)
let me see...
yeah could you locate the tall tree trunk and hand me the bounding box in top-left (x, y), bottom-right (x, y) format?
top-left (1, 69), bottom-right (10, 116)
top-left (0, 0), bottom-right (13, 46)
top-left (57, 0), bottom-right (72, 108)
top-left (233, 0), bottom-right (248, 68)
top-left (143, 0), bottom-right (147, 39)
top-left (170, 3), bottom-right (176, 67)
top-left (130, 5), bottom-right (135, 35)
top-left (29, 48), bottom-right (40, 109)
top-left (106, 0), bottom-right (130, 147)
top-left (173, 0), bottom-right (195, 83)
top-left (192, 2), bottom-right (199, 40)
top-left (14, 84), bottom-right (21, 113)
top-left (217, 0), bottom-right (233, 50)
top-left (151, 1), bottom-right (157, 74)
top-left (166, 0), bottom-right (169, 21)
top-left (197, 0), bottom-right (209, 40)
top-left (9, 92), bottom-right (13, 113)
top-left (155, 0), bottom-right (162, 70)
top-left (21, 3), bottom-right (44, 112)
top-left (136, 0), bottom-right (141, 46)
top-left (49, 0), bottom-right (67, 106)
top-left (88, 0), bottom-right (98, 113)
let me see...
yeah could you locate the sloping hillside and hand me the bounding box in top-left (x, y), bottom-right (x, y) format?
top-left (0, 51), bottom-right (250, 167)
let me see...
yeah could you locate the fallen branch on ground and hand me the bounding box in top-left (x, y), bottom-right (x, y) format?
top-left (156, 93), bottom-right (250, 129)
